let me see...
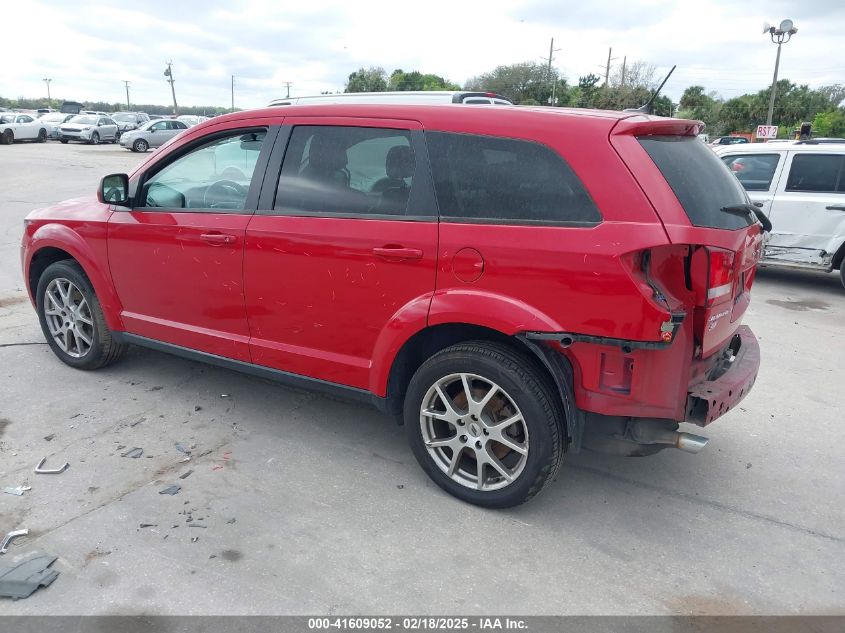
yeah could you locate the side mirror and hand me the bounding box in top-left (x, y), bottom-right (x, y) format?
top-left (98, 173), bottom-right (130, 206)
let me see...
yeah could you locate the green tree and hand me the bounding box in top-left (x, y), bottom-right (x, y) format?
top-left (388, 69), bottom-right (460, 91)
top-left (345, 67), bottom-right (388, 93)
top-left (465, 61), bottom-right (566, 105)
top-left (812, 109), bottom-right (845, 137)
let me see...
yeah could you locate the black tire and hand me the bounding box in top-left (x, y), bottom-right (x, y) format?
top-left (2, 129), bottom-right (13, 144)
top-left (404, 341), bottom-right (564, 508)
top-left (133, 138), bottom-right (148, 152)
top-left (90, 132), bottom-right (100, 145)
top-left (113, 131), bottom-right (121, 144)
top-left (37, 128), bottom-right (47, 143)
top-left (840, 257), bottom-right (845, 291)
top-left (60, 138), bottom-right (69, 144)
top-left (36, 260), bottom-right (127, 370)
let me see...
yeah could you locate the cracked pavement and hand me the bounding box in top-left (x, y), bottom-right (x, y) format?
top-left (0, 142), bottom-right (843, 615)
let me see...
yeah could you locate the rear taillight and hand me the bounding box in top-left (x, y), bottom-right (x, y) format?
top-left (691, 246), bottom-right (736, 306)
top-left (707, 248), bottom-right (736, 305)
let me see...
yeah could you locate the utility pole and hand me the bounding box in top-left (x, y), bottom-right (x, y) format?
top-left (164, 61), bottom-right (178, 115)
top-left (545, 37), bottom-right (561, 106)
top-left (43, 78), bottom-right (52, 106)
top-left (231, 75), bottom-right (235, 111)
top-left (283, 82), bottom-right (293, 99)
top-left (603, 48), bottom-right (617, 87)
top-left (123, 80), bottom-right (131, 110)
top-left (620, 56), bottom-right (627, 88)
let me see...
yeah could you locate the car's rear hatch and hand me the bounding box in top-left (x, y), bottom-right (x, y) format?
top-left (610, 116), bottom-right (764, 358)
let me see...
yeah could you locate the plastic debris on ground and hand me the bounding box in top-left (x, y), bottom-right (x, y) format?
top-left (159, 485), bottom-right (181, 496)
top-left (0, 552), bottom-right (59, 600)
top-left (121, 447), bottom-right (143, 458)
top-left (2, 486), bottom-right (31, 497)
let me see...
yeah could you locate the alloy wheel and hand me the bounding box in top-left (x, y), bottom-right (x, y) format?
top-left (419, 373), bottom-right (529, 491)
top-left (43, 278), bottom-right (94, 358)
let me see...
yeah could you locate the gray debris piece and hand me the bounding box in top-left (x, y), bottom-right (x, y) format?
top-left (175, 442), bottom-right (191, 455)
top-left (226, 518), bottom-right (236, 525)
top-left (0, 553), bottom-right (59, 600)
top-left (3, 486), bottom-right (31, 497)
top-left (43, 434), bottom-right (55, 442)
top-left (159, 485), bottom-right (181, 496)
top-left (122, 447), bottom-right (143, 458)
top-left (139, 523), bottom-right (157, 528)
top-left (130, 417), bottom-right (145, 427)
top-left (178, 470), bottom-right (194, 480)
top-left (188, 524), bottom-right (207, 528)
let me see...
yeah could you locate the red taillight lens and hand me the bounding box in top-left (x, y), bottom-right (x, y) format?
top-left (706, 248), bottom-right (736, 305)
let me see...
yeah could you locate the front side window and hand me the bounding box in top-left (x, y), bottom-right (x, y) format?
top-left (141, 130), bottom-right (266, 210)
top-left (721, 153), bottom-right (781, 191)
top-left (426, 131), bottom-right (600, 224)
top-left (274, 126), bottom-right (415, 216)
top-left (785, 154), bottom-right (843, 193)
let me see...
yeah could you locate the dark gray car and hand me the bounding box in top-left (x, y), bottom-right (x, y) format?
top-left (119, 119), bottom-right (188, 152)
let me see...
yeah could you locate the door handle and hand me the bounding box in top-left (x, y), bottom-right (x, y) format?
top-left (826, 205), bottom-right (845, 211)
top-left (200, 232), bottom-right (235, 245)
top-left (753, 201), bottom-right (764, 208)
top-left (372, 246), bottom-right (423, 260)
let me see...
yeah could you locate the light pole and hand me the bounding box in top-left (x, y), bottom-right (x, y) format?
top-left (43, 78), bottom-right (52, 106)
top-left (123, 80), bottom-right (131, 110)
top-left (764, 19), bottom-right (797, 126)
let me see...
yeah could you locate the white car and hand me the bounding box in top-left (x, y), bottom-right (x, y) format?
top-left (58, 114), bottom-right (120, 145)
top-left (0, 113), bottom-right (48, 144)
top-left (175, 115), bottom-right (208, 127)
top-left (715, 141), bottom-right (845, 288)
top-left (37, 112), bottom-right (75, 139)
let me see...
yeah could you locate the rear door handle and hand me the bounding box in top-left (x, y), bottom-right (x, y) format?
top-left (372, 246), bottom-right (423, 260)
top-left (200, 232), bottom-right (235, 245)
top-left (826, 205), bottom-right (845, 211)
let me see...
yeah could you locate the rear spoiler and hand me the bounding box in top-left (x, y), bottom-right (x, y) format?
top-left (612, 117), bottom-right (703, 137)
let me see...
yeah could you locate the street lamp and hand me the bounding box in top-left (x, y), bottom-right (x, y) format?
top-left (43, 78), bottom-right (52, 106)
top-left (763, 19), bottom-right (797, 126)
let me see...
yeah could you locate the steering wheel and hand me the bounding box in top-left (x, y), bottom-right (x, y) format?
top-left (203, 179), bottom-right (247, 209)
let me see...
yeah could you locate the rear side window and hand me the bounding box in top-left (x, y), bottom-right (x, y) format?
top-left (720, 153), bottom-right (781, 191)
top-left (638, 136), bottom-right (751, 230)
top-left (426, 132), bottom-right (600, 225)
top-left (785, 154), bottom-right (844, 193)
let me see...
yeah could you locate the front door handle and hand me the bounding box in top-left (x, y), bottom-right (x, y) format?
top-left (200, 232), bottom-right (235, 245)
top-left (372, 246), bottom-right (423, 261)
top-left (826, 205), bottom-right (845, 211)
top-left (753, 201), bottom-right (764, 208)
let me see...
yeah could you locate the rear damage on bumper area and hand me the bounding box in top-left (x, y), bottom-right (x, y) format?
top-left (521, 324), bottom-right (760, 456)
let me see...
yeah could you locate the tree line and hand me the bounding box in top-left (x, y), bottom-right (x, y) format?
top-left (345, 62), bottom-right (845, 137)
top-left (0, 96), bottom-right (231, 117)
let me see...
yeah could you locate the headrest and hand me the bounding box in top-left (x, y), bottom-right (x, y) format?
top-left (308, 135), bottom-right (348, 172)
top-left (385, 145), bottom-right (414, 179)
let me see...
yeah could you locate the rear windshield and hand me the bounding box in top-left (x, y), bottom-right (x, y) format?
top-left (638, 135), bottom-right (752, 230)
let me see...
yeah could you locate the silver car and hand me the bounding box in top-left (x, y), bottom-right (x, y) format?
top-left (38, 112), bottom-right (75, 139)
top-left (119, 119), bottom-right (188, 152)
top-left (59, 115), bottom-right (120, 144)
top-left (110, 111), bottom-right (150, 134)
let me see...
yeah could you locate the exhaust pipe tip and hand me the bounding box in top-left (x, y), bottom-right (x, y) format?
top-left (676, 432), bottom-right (709, 454)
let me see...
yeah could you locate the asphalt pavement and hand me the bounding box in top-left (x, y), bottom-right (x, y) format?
top-left (0, 142), bottom-right (842, 615)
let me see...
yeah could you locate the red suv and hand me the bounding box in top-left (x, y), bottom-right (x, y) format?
top-left (21, 105), bottom-right (764, 507)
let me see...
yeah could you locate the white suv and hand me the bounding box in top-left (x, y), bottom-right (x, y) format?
top-left (715, 141), bottom-right (845, 288)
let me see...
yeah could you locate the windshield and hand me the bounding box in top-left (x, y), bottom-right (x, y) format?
top-left (136, 120), bottom-right (158, 131)
top-left (69, 115), bottom-right (98, 125)
top-left (112, 113), bottom-right (136, 122)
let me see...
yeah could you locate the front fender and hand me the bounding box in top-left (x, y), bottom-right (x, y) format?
top-left (27, 223), bottom-right (125, 331)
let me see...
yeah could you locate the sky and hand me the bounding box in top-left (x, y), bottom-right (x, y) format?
top-left (1, 0), bottom-right (842, 110)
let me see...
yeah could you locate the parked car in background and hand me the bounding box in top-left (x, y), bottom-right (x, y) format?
top-left (710, 136), bottom-right (750, 147)
top-left (22, 104), bottom-right (765, 507)
top-left (147, 114), bottom-right (165, 120)
top-left (716, 141), bottom-right (845, 288)
top-left (58, 114), bottom-right (119, 144)
top-left (175, 115), bottom-right (208, 127)
top-left (110, 112), bottom-right (151, 135)
top-left (0, 113), bottom-right (48, 144)
top-left (59, 101), bottom-right (84, 115)
top-left (37, 112), bottom-right (75, 139)
top-left (119, 118), bottom-right (188, 152)
top-left (268, 91), bottom-right (513, 107)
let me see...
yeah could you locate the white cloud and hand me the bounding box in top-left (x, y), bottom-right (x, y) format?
top-left (1, 0), bottom-right (840, 109)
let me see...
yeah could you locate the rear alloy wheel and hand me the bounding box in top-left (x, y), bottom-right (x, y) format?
top-left (133, 138), bottom-right (148, 152)
top-left (60, 138), bottom-right (69, 144)
top-left (90, 132), bottom-right (100, 145)
top-left (37, 128), bottom-right (47, 143)
top-left (404, 341), bottom-right (564, 508)
top-left (2, 129), bottom-right (13, 144)
top-left (36, 260), bottom-right (127, 370)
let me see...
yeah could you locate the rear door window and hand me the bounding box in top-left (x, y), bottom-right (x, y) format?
top-left (720, 153), bottom-right (781, 191)
top-left (425, 131), bottom-right (600, 225)
top-left (785, 154), bottom-right (844, 193)
top-left (638, 135), bottom-right (751, 230)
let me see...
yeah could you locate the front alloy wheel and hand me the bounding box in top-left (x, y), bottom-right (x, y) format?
top-left (405, 341), bottom-right (564, 508)
top-left (43, 278), bottom-right (94, 358)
